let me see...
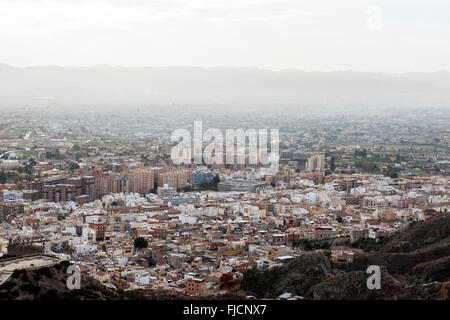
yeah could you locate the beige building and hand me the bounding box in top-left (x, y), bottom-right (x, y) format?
top-left (128, 168), bottom-right (155, 194)
top-left (306, 154), bottom-right (325, 172)
top-left (158, 170), bottom-right (188, 190)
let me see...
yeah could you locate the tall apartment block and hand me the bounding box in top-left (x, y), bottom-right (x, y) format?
top-left (306, 154), bottom-right (325, 172)
top-left (43, 176), bottom-right (96, 203)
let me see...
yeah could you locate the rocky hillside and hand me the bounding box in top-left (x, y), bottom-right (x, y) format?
top-left (308, 267), bottom-right (450, 300)
top-left (0, 260), bottom-right (246, 300)
top-left (242, 213), bottom-right (450, 300)
top-left (349, 213), bottom-right (450, 280)
top-left (241, 251), bottom-right (331, 298)
top-left (0, 261), bottom-right (125, 300)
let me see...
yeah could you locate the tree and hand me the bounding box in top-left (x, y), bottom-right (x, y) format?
top-left (69, 162), bottom-right (80, 172)
top-left (212, 174), bottom-right (220, 188)
top-left (330, 157), bottom-right (336, 172)
top-left (28, 157), bottom-right (37, 167)
top-left (134, 237), bottom-right (148, 249)
top-left (0, 170), bottom-right (7, 184)
top-left (54, 149), bottom-right (64, 160)
top-left (61, 241), bottom-right (71, 254)
top-left (336, 216), bottom-right (343, 223)
top-left (361, 149), bottom-right (367, 158)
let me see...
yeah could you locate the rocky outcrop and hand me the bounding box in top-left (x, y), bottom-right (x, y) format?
top-left (242, 213), bottom-right (450, 300)
top-left (410, 255), bottom-right (450, 283)
top-left (241, 251), bottom-right (331, 298)
top-left (0, 261), bottom-right (122, 300)
top-left (307, 266), bottom-right (407, 300)
top-left (380, 214), bottom-right (450, 254)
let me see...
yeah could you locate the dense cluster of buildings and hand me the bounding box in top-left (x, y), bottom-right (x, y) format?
top-left (1, 163), bottom-right (448, 297)
top-left (0, 109), bottom-right (448, 298)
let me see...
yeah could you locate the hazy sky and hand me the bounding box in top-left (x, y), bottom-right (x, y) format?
top-left (0, 0), bottom-right (449, 72)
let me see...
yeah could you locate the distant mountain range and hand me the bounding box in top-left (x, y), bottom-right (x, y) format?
top-left (0, 63), bottom-right (449, 111)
